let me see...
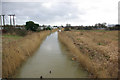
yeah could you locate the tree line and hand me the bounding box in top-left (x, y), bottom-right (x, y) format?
top-left (2, 21), bottom-right (56, 36)
top-left (64, 23), bottom-right (120, 31)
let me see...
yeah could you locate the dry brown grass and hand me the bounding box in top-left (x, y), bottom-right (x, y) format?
top-left (2, 30), bottom-right (51, 78)
top-left (58, 30), bottom-right (118, 78)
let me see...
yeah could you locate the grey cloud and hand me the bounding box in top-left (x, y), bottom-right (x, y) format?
top-left (2, 2), bottom-right (86, 25)
top-left (118, 1), bottom-right (120, 24)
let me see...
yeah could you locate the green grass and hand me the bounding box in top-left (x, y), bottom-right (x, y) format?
top-left (3, 35), bottom-right (22, 39)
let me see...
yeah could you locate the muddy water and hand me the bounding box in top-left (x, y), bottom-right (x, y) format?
top-left (15, 32), bottom-right (88, 78)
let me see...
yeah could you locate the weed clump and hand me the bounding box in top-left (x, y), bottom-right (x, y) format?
top-left (2, 27), bottom-right (27, 37)
top-left (16, 29), bottom-right (27, 36)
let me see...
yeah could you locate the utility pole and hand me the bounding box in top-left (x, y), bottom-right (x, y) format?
top-left (8, 14), bottom-right (16, 27)
top-left (13, 14), bottom-right (15, 27)
top-left (2, 15), bottom-right (5, 26)
top-left (0, 15), bottom-right (2, 27)
top-left (8, 14), bottom-right (12, 26)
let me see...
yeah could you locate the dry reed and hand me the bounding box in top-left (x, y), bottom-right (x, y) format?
top-left (2, 31), bottom-right (51, 78)
top-left (58, 31), bottom-right (118, 78)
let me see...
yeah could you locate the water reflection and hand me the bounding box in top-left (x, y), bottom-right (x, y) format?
top-left (15, 32), bottom-right (88, 78)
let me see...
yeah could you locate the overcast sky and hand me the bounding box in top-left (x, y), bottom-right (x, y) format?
top-left (1, 0), bottom-right (119, 26)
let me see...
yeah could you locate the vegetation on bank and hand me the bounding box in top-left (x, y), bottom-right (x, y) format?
top-left (58, 30), bottom-right (118, 78)
top-left (25, 21), bottom-right (39, 31)
top-left (2, 31), bottom-right (51, 78)
top-left (64, 23), bottom-right (120, 31)
top-left (2, 21), bottom-right (54, 37)
top-left (2, 20), bottom-right (55, 46)
top-left (3, 35), bottom-right (22, 38)
top-left (2, 20), bottom-right (119, 78)
top-left (2, 20), bottom-right (58, 78)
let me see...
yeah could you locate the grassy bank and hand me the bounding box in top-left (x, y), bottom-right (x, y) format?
top-left (58, 30), bottom-right (118, 78)
top-left (2, 30), bottom-right (51, 78)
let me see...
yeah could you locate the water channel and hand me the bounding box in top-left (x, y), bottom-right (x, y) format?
top-left (15, 32), bottom-right (88, 78)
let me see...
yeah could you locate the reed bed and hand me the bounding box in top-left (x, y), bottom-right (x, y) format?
top-left (58, 30), bottom-right (118, 78)
top-left (2, 31), bottom-right (51, 78)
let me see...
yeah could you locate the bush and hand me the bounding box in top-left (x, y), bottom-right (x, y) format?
top-left (64, 27), bottom-right (71, 31)
top-left (46, 27), bottom-right (52, 30)
top-left (36, 29), bottom-right (41, 32)
top-left (2, 27), bottom-right (27, 36)
top-left (25, 21), bottom-right (39, 31)
top-left (43, 27), bottom-right (52, 30)
top-left (16, 29), bottom-right (27, 36)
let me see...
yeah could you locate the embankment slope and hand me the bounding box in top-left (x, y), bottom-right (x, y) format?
top-left (2, 31), bottom-right (51, 78)
top-left (58, 30), bottom-right (118, 78)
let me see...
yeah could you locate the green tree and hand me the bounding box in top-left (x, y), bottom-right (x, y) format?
top-left (34, 23), bottom-right (39, 31)
top-left (46, 27), bottom-right (52, 30)
top-left (25, 21), bottom-right (39, 31)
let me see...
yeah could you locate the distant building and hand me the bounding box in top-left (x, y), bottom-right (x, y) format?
top-left (66, 24), bottom-right (71, 27)
top-left (107, 24), bottom-right (116, 27)
top-left (97, 28), bottom-right (105, 30)
top-left (38, 26), bottom-right (44, 30)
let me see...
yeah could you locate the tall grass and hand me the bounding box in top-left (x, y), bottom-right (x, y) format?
top-left (58, 32), bottom-right (111, 78)
top-left (2, 31), bottom-right (51, 78)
